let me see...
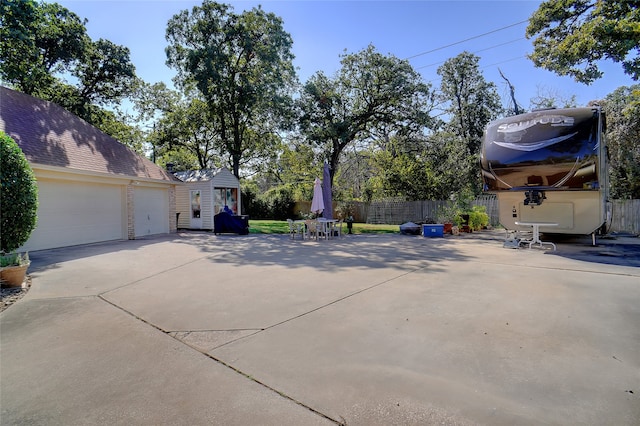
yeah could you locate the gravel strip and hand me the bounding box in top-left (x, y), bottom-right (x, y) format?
top-left (1, 277), bottom-right (31, 312)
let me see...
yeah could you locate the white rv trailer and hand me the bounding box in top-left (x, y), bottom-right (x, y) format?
top-left (480, 107), bottom-right (610, 241)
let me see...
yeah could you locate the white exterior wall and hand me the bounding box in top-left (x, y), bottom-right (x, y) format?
top-left (175, 168), bottom-right (242, 230)
top-left (21, 167), bottom-right (176, 252)
top-left (175, 184), bottom-right (190, 229)
top-left (21, 177), bottom-right (126, 251)
top-left (176, 181), bottom-right (214, 230)
top-left (200, 185), bottom-right (214, 230)
top-left (498, 190), bottom-right (606, 235)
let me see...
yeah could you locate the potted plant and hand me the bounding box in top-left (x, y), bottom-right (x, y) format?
top-left (0, 132), bottom-right (38, 288)
top-left (0, 252), bottom-right (30, 287)
top-left (437, 204), bottom-right (461, 235)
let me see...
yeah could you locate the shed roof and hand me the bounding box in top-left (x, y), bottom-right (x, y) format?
top-left (174, 168), bottom-right (237, 183)
top-left (0, 86), bottom-right (177, 182)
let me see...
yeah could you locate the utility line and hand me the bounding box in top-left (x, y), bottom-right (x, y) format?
top-left (405, 19), bottom-right (529, 60)
top-left (415, 38), bottom-right (526, 70)
top-left (481, 56), bottom-right (527, 69)
top-left (423, 56), bottom-right (527, 87)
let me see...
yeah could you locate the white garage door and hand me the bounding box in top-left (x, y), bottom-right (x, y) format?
top-left (22, 180), bottom-right (125, 251)
top-left (134, 187), bottom-right (169, 237)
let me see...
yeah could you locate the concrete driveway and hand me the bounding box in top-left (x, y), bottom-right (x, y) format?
top-left (1, 231), bottom-right (639, 425)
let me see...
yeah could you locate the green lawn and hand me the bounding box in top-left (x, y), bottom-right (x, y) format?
top-left (248, 220), bottom-right (399, 235)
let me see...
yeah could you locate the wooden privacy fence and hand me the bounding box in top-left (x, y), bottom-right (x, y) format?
top-left (350, 196), bottom-right (500, 226)
top-left (363, 200), bottom-right (450, 225)
top-left (347, 197), bottom-right (639, 234)
top-left (610, 199), bottom-right (640, 234)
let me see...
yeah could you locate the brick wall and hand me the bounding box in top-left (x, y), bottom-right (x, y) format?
top-left (127, 183), bottom-right (135, 239)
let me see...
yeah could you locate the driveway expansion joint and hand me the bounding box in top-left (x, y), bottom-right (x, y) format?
top-left (198, 350), bottom-right (345, 425)
top-left (97, 295), bottom-right (342, 423)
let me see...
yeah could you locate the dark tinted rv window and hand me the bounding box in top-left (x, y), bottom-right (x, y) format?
top-left (481, 108), bottom-right (600, 190)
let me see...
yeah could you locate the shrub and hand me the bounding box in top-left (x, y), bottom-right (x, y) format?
top-left (242, 185), bottom-right (296, 220)
top-left (468, 205), bottom-right (489, 231)
top-left (265, 186), bottom-right (295, 221)
top-left (241, 187), bottom-right (271, 219)
top-left (1, 132), bottom-right (38, 253)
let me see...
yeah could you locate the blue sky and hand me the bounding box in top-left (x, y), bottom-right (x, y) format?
top-left (58, 0), bottom-right (633, 110)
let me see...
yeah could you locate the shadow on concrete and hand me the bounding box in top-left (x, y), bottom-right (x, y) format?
top-left (547, 233), bottom-right (640, 268)
top-left (173, 231), bottom-right (491, 274)
top-left (26, 229), bottom-right (517, 277)
top-left (27, 229), bottom-right (640, 277)
top-left (28, 234), bottom-right (184, 273)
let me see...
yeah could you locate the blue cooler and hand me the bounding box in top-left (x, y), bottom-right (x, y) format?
top-left (423, 224), bottom-right (444, 237)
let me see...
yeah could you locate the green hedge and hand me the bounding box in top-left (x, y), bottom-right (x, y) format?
top-left (1, 132), bottom-right (38, 252)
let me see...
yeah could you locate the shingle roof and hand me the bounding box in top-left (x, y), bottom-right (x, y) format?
top-left (0, 86), bottom-right (177, 182)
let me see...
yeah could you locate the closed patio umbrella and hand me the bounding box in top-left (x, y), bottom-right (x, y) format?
top-left (310, 177), bottom-right (324, 215)
top-left (322, 163), bottom-right (333, 219)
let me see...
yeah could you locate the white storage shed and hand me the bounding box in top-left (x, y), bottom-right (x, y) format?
top-left (174, 168), bottom-right (241, 230)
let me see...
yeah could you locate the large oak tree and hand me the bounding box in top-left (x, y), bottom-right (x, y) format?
top-left (0, 0), bottom-right (139, 146)
top-left (435, 52), bottom-right (502, 196)
top-left (526, 0), bottom-right (640, 84)
top-left (297, 44), bottom-right (435, 187)
top-left (165, 0), bottom-right (297, 178)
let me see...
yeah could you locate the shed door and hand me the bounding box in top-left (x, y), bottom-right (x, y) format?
top-left (190, 190), bottom-right (203, 229)
top-left (22, 180), bottom-right (124, 251)
top-left (134, 187), bottom-right (169, 237)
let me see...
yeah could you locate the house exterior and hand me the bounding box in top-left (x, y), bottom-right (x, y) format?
top-left (174, 168), bottom-right (241, 230)
top-left (0, 86), bottom-right (179, 251)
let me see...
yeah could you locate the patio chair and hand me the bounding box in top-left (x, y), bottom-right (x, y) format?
top-left (305, 220), bottom-right (320, 240)
top-left (332, 220), bottom-right (343, 238)
top-left (286, 219), bottom-right (298, 240)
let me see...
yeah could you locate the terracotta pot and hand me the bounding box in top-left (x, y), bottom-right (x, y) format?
top-left (0, 263), bottom-right (29, 288)
top-left (443, 223), bottom-right (453, 234)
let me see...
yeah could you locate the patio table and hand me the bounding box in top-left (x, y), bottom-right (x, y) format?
top-left (515, 221), bottom-right (558, 250)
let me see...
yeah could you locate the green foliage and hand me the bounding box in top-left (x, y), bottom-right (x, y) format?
top-left (467, 205), bottom-right (490, 231)
top-left (336, 201), bottom-right (357, 220)
top-left (0, 0), bottom-right (139, 142)
top-left (425, 131), bottom-right (477, 200)
top-left (0, 0), bottom-right (88, 96)
top-left (436, 52), bottom-right (501, 196)
top-left (0, 132), bottom-right (38, 253)
top-left (436, 188), bottom-right (487, 229)
top-left (241, 185), bottom-right (271, 219)
top-left (526, 0), bottom-right (640, 83)
top-left (297, 44), bottom-right (436, 187)
top-left (370, 150), bottom-right (438, 200)
top-left (271, 141), bottom-right (318, 199)
top-left (438, 52), bottom-right (502, 150)
top-left (72, 38), bottom-right (137, 105)
top-left (248, 220), bottom-right (397, 235)
top-left (0, 252), bottom-right (29, 267)
top-left (599, 85), bottom-right (640, 199)
top-left (155, 149), bottom-right (199, 173)
top-left (241, 183), bottom-right (295, 220)
top-left (84, 106), bottom-right (144, 153)
top-left (264, 186), bottom-right (296, 220)
top-left (165, 0), bottom-right (297, 178)
top-left (152, 95), bottom-right (221, 169)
